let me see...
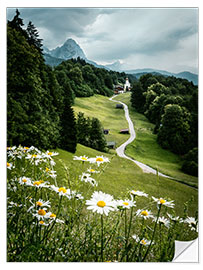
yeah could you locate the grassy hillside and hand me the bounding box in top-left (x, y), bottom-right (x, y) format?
top-left (53, 144), bottom-right (198, 217)
top-left (73, 95), bottom-right (130, 149)
top-left (114, 92), bottom-right (198, 188)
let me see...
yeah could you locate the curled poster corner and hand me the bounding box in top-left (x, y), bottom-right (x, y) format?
top-left (172, 238), bottom-right (198, 262)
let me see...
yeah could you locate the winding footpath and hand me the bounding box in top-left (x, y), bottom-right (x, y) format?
top-left (109, 95), bottom-right (171, 178)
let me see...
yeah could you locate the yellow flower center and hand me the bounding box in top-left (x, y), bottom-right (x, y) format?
top-left (22, 179), bottom-right (27, 183)
top-left (141, 240), bottom-right (147, 245)
top-left (97, 201), bottom-right (106, 208)
top-left (58, 187), bottom-right (67, 193)
top-left (46, 167), bottom-right (50, 172)
top-left (7, 162), bottom-right (10, 167)
top-left (81, 157), bottom-right (87, 161)
top-left (39, 221), bottom-right (44, 224)
top-left (48, 152), bottom-right (53, 155)
top-left (33, 181), bottom-right (41, 186)
top-left (38, 209), bottom-right (46, 216)
top-left (32, 154), bottom-right (37, 158)
top-left (24, 147), bottom-right (29, 150)
top-left (96, 157), bottom-right (104, 162)
top-left (141, 210), bottom-right (148, 216)
top-left (90, 169), bottom-right (95, 172)
top-left (36, 201), bottom-right (43, 206)
top-left (39, 180), bottom-right (44, 183)
top-left (50, 213), bottom-right (56, 218)
top-left (123, 202), bottom-right (129, 206)
top-left (160, 199), bottom-right (166, 204)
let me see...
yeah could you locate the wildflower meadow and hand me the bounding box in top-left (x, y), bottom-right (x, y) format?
top-left (7, 146), bottom-right (198, 262)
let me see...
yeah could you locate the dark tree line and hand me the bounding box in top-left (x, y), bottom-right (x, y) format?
top-left (54, 58), bottom-right (129, 100)
top-left (7, 10), bottom-right (77, 152)
top-left (131, 73), bottom-right (198, 176)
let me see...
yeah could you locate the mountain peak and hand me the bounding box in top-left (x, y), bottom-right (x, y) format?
top-left (64, 38), bottom-right (77, 45)
top-left (47, 38), bottom-right (86, 60)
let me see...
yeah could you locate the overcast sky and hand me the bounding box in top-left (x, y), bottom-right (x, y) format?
top-left (7, 8), bottom-right (198, 73)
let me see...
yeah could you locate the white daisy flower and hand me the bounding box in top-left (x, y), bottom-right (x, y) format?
top-left (130, 190), bottom-right (148, 198)
top-left (132, 234), bottom-right (140, 242)
top-left (25, 153), bottom-right (42, 165)
top-left (50, 185), bottom-right (72, 198)
top-left (155, 216), bottom-right (170, 228)
top-left (88, 156), bottom-right (110, 167)
top-left (73, 155), bottom-right (89, 162)
top-left (116, 199), bottom-right (136, 209)
top-left (86, 191), bottom-right (116, 216)
top-left (32, 180), bottom-right (49, 188)
top-left (8, 201), bottom-right (23, 208)
top-left (50, 159), bottom-right (56, 167)
top-left (152, 196), bottom-right (174, 208)
top-left (73, 192), bottom-right (84, 200)
top-left (46, 212), bottom-right (64, 224)
top-left (45, 167), bottom-right (57, 178)
top-left (80, 173), bottom-right (98, 186)
top-left (43, 151), bottom-right (59, 158)
top-left (7, 162), bottom-right (14, 170)
top-left (136, 209), bottom-right (154, 220)
top-left (140, 238), bottom-right (153, 246)
top-left (55, 218), bottom-right (65, 224)
top-left (28, 199), bottom-right (51, 212)
top-left (87, 168), bottom-right (100, 174)
top-left (7, 146), bottom-right (17, 151)
top-left (167, 213), bottom-right (182, 222)
top-left (18, 176), bottom-right (33, 186)
top-left (38, 220), bottom-right (50, 226)
top-left (32, 208), bottom-right (51, 220)
top-left (184, 217), bottom-right (198, 232)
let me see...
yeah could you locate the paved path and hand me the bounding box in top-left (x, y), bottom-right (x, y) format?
top-left (109, 95), bottom-right (171, 178)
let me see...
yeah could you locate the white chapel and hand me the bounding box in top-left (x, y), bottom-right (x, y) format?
top-left (124, 78), bottom-right (131, 92)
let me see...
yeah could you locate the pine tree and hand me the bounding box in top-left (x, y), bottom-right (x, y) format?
top-left (8, 9), bottom-right (24, 32)
top-left (89, 118), bottom-right (107, 152)
top-left (26, 21), bottom-right (43, 52)
top-left (60, 94), bottom-right (77, 153)
top-left (76, 112), bottom-right (91, 146)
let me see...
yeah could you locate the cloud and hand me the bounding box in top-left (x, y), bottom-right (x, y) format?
top-left (7, 7), bottom-right (198, 73)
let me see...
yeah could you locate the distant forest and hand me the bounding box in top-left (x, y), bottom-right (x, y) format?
top-left (131, 74), bottom-right (198, 176)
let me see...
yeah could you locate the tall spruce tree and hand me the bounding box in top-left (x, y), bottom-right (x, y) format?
top-left (89, 118), bottom-right (107, 152)
top-left (60, 85), bottom-right (77, 153)
top-left (26, 21), bottom-right (43, 52)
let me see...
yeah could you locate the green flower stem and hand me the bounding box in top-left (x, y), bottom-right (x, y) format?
top-left (138, 218), bottom-right (145, 261)
top-left (142, 204), bottom-right (162, 262)
top-left (156, 167), bottom-right (160, 197)
top-left (105, 211), bottom-right (122, 249)
top-left (41, 196), bottom-right (63, 243)
top-left (126, 206), bottom-right (134, 261)
top-left (101, 214), bottom-right (104, 262)
top-left (127, 206), bottom-right (134, 243)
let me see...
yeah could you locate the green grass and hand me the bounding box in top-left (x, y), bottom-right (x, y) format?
top-left (53, 144), bottom-right (198, 217)
top-left (73, 95), bottom-right (130, 149)
top-left (114, 93), bottom-right (198, 188)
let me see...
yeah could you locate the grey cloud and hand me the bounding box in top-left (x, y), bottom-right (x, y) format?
top-left (7, 8), bottom-right (198, 73)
